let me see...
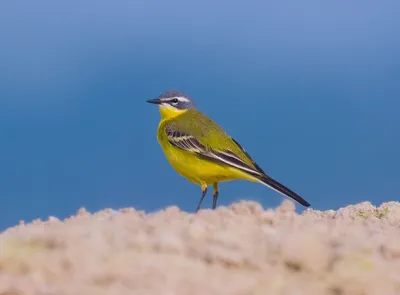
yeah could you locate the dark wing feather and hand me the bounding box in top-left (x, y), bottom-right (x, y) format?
top-left (165, 124), bottom-right (264, 177)
top-left (165, 124), bottom-right (204, 153)
top-left (230, 137), bottom-right (267, 175)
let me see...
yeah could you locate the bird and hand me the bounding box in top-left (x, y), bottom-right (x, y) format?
top-left (146, 90), bottom-right (311, 212)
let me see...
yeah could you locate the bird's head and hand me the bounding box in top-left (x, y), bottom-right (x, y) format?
top-left (146, 90), bottom-right (196, 119)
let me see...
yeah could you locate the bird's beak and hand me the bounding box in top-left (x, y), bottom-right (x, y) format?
top-left (146, 98), bottom-right (162, 105)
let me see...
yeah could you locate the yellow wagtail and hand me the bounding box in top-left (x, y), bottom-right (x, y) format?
top-left (147, 90), bottom-right (311, 212)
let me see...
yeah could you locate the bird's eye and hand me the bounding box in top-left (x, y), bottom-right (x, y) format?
top-left (171, 98), bottom-right (179, 104)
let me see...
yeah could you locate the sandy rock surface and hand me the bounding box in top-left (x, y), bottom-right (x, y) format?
top-left (1, 200), bottom-right (400, 295)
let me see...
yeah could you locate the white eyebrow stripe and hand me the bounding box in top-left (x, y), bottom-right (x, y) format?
top-left (175, 96), bottom-right (190, 103)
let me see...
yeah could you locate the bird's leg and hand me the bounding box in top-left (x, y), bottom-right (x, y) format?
top-left (212, 183), bottom-right (219, 209)
top-left (196, 184), bottom-right (208, 212)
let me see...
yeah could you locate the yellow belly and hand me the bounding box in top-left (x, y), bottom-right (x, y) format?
top-left (165, 147), bottom-right (235, 184)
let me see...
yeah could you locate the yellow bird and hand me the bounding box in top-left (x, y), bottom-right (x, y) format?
top-left (147, 90), bottom-right (311, 212)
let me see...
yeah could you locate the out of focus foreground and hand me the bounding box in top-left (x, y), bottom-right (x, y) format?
top-left (1, 200), bottom-right (400, 295)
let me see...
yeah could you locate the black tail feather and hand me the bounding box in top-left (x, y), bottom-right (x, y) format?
top-left (230, 137), bottom-right (311, 207)
top-left (258, 175), bottom-right (311, 207)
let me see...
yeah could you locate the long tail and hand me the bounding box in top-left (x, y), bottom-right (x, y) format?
top-left (227, 137), bottom-right (311, 207)
top-left (256, 174), bottom-right (311, 207)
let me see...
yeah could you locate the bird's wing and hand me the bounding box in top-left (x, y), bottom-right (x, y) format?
top-left (165, 111), bottom-right (265, 178)
top-left (165, 110), bottom-right (311, 207)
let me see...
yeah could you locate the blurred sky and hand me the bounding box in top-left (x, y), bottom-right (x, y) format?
top-left (1, 0), bottom-right (399, 230)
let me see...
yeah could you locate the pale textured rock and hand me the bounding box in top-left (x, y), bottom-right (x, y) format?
top-left (1, 200), bottom-right (400, 295)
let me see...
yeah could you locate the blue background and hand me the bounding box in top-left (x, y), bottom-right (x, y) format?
top-left (1, 1), bottom-right (399, 230)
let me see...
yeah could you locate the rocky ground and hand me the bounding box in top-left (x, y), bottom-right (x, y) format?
top-left (1, 200), bottom-right (400, 295)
